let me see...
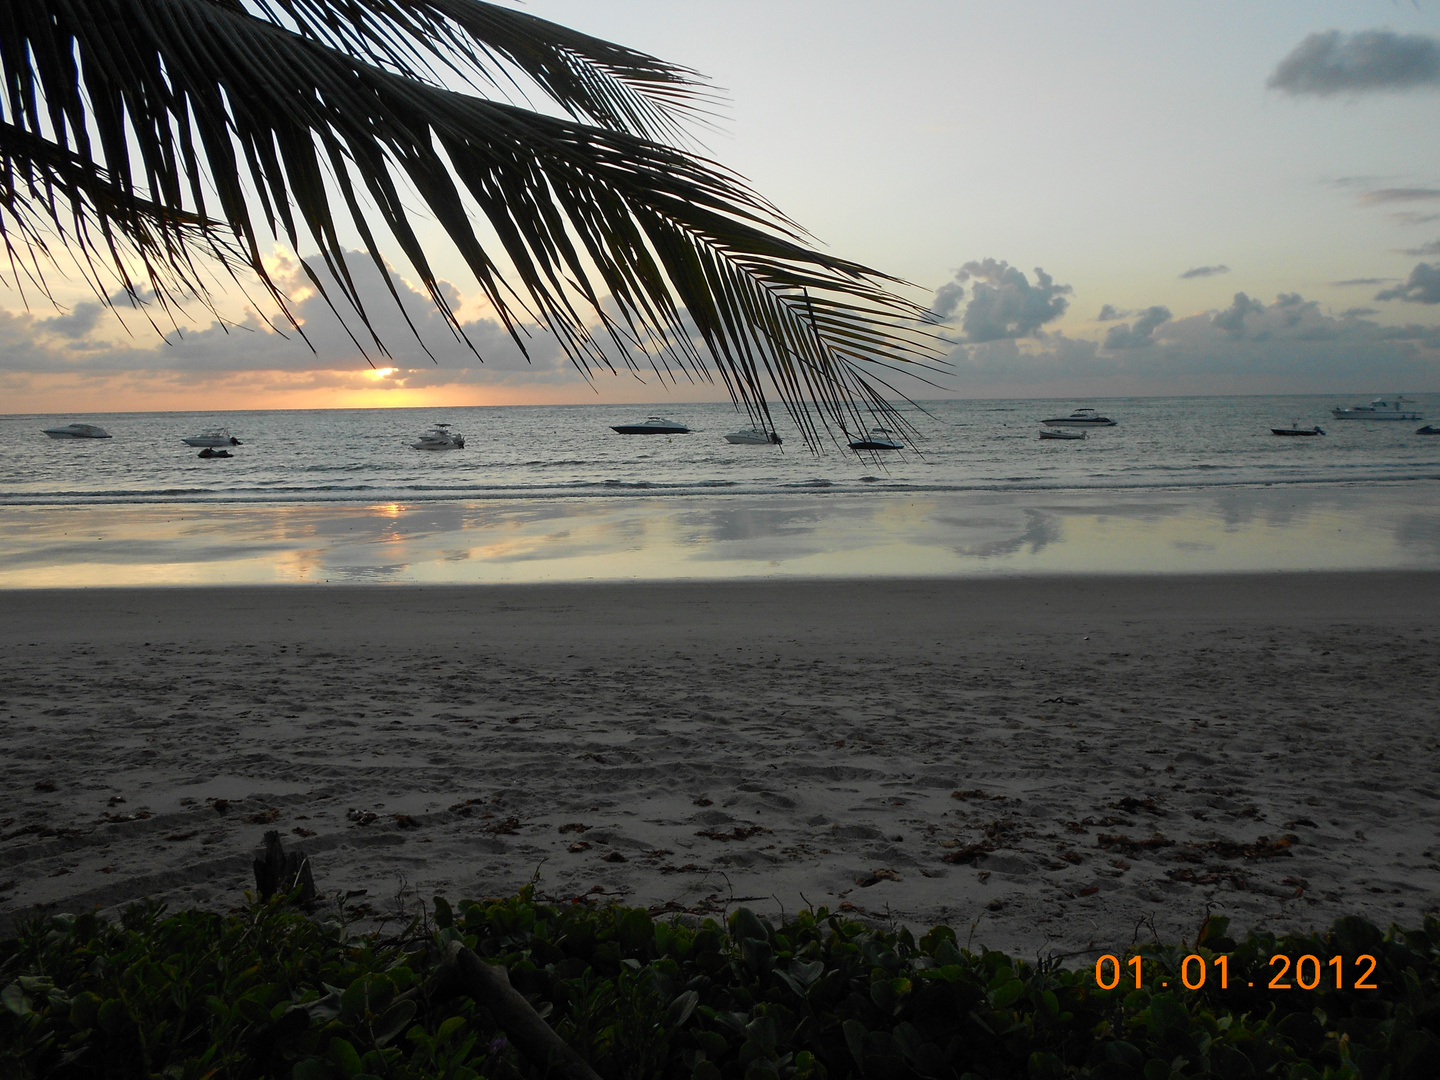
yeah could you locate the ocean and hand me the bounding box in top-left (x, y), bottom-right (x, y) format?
top-left (2, 396), bottom-right (1437, 585)
top-left (2, 396), bottom-right (1437, 507)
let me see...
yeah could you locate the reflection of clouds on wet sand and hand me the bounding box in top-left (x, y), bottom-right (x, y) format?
top-left (673, 504), bottom-right (826, 561)
top-left (1394, 513), bottom-right (1440, 558)
top-left (937, 508), bottom-right (1063, 559)
top-left (1, 483), bottom-right (1439, 586)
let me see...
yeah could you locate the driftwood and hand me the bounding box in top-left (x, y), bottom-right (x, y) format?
top-left (248, 834), bottom-right (599, 1080)
top-left (391, 940), bottom-right (600, 1080)
top-left (439, 940), bottom-right (603, 1080)
top-left (251, 829), bottom-right (317, 906)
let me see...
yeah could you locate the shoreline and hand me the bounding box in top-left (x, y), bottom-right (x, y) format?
top-left (4, 573), bottom-right (1438, 953)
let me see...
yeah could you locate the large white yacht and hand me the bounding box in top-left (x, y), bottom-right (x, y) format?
top-left (848, 427), bottom-right (903, 450)
top-left (611, 417), bottom-right (690, 434)
top-left (42, 423), bottom-right (111, 439)
top-left (1330, 397), bottom-right (1423, 421)
top-left (1041, 407), bottom-right (1116, 427)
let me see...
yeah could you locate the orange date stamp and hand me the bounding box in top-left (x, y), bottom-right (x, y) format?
top-left (1093, 953), bottom-right (1379, 991)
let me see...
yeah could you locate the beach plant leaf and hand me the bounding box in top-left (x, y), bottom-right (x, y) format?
top-left (0, 0), bottom-right (943, 447)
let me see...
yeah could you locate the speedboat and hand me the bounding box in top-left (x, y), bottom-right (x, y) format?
top-left (42, 423), bottom-right (111, 439)
top-left (1041, 408), bottom-right (1116, 427)
top-left (611, 417), bottom-right (690, 434)
top-left (1330, 397), bottom-right (1422, 421)
top-left (182, 428), bottom-right (242, 447)
top-left (848, 427), bottom-right (903, 450)
top-left (1418, 425), bottom-right (1440, 435)
top-left (724, 428), bottom-right (782, 445)
top-left (1271, 424), bottom-right (1324, 436)
top-left (411, 423), bottom-right (465, 450)
top-left (1039, 427), bottom-right (1086, 440)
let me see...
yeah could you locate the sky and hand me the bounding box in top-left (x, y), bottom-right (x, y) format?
top-left (5, 0), bottom-right (1440, 412)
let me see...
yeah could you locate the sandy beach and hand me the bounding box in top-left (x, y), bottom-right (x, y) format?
top-left (2, 573), bottom-right (1437, 956)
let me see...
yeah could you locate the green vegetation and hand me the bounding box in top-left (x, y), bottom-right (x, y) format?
top-left (4, 889), bottom-right (1439, 1079)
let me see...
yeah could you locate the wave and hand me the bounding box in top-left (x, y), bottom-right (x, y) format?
top-left (4, 471), bottom-right (1437, 507)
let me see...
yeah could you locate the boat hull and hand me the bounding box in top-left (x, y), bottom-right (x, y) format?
top-left (724, 431), bottom-right (781, 445)
top-left (612, 425), bottom-right (689, 435)
top-left (1330, 411), bottom-right (1421, 421)
top-left (43, 425), bottom-right (111, 439)
top-left (1042, 418), bottom-right (1115, 427)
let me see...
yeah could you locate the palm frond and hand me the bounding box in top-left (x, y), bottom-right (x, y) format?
top-left (0, 0), bottom-right (944, 444)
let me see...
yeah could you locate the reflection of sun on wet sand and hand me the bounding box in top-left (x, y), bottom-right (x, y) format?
top-left (3, 574), bottom-right (1438, 954)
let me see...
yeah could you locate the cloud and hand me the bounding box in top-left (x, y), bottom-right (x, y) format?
top-left (1358, 187), bottom-right (1440, 204)
top-left (36, 301), bottom-right (105, 338)
top-left (1341, 306), bottom-right (1381, 317)
top-left (1180, 265), bottom-right (1230, 279)
top-left (1399, 240), bottom-right (1440, 256)
top-left (1211, 292), bottom-right (1267, 338)
top-left (1103, 306), bottom-right (1172, 349)
top-left (1391, 211), bottom-right (1440, 227)
top-left (1268, 30), bottom-right (1440, 96)
top-left (934, 258), bottom-right (1072, 343)
top-left (1330, 277), bottom-right (1395, 286)
top-left (939, 290), bottom-right (1440, 392)
top-left (1096, 304), bottom-right (1125, 321)
top-left (929, 280), bottom-right (965, 321)
top-left (0, 249), bottom-right (590, 388)
top-left (1375, 262), bottom-right (1440, 304)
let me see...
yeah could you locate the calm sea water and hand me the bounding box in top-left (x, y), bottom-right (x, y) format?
top-left (2, 396), bottom-right (1437, 507)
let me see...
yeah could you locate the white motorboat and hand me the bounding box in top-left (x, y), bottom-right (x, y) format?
top-left (611, 416), bottom-right (690, 434)
top-left (42, 423), bottom-right (111, 439)
top-left (1330, 397), bottom-right (1423, 421)
top-left (1041, 408), bottom-right (1116, 427)
top-left (182, 428), bottom-right (242, 447)
top-left (1039, 427), bottom-right (1086, 440)
top-left (848, 427), bottom-right (903, 451)
top-left (724, 428), bottom-right (782, 445)
top-left (411, 423), bottom-right (465, 450)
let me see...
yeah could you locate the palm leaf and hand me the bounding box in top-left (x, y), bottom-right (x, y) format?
top-left (0, 0), bottom-right (943, 444)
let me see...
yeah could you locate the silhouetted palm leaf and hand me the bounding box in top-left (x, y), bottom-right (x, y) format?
top-left (0, 0), bottom-right (941, 444)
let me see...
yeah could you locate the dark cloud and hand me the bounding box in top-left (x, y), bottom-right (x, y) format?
top-left (1358, 187), bottom-right (1440, 204)
top-left (3, 249), bottom-right (587, 387)
top-left (1103, 306), bottom-right (1172, 350)
top-left (929, 280), bottom-right (965, 321)
top-left (939, 291), bottom-right (1440, 392)
top-left (1375, 262), bottom-right (1440, 304)
top-left (1391, 211), bottom-right (1440, 226)
top-left (1268, 30), bottom-right (1440, 96)
top-left (36, 301), bottom-right (105, 338)
top-left (1180, 265), bottom-right (1230, 279)
top-left (1096, 304), bottom-right (1125, 321)
top-left (1330, 277), bottom-right (1395, 286)
top-left (1211, 293), bottom-right (1267, 338)
top-left (1399, 240), bottom-right (1440, 256)
top-left (938, 258), bottom-right (1072, 343)
top-left (1341, 306), bottom-right (1381, 317)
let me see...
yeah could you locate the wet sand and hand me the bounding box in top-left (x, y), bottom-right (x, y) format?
top-left (2, 573), bottom-right (1438, 955)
